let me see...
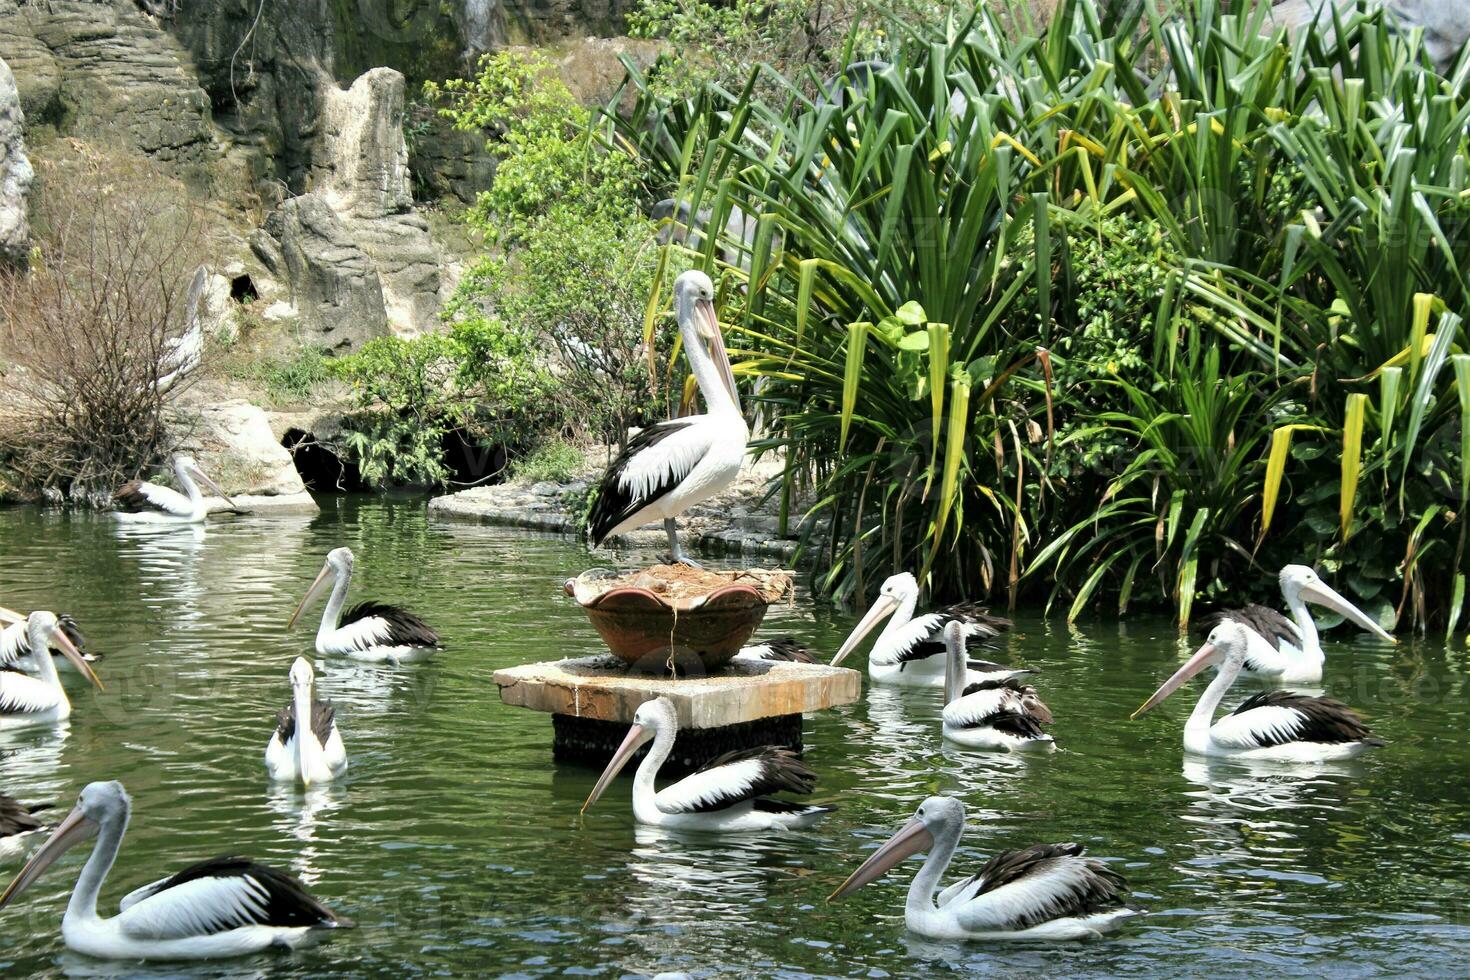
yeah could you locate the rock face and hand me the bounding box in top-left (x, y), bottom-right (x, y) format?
top-left (0, 56), bottom-right (31, 266)
top-left (316, 68), bottom-right (450, 336)
top-left (250, 194), bottom-right (389, 352)
top-left (184, 401), bottom-right (311, 497)
top-left (1269, 0), bottom-right (1470, 71)
top-left (0, 1), bottom-right (217, 186)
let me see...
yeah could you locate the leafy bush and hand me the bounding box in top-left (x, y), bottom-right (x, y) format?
top-left (330, 318), bottom-right (551, 488)
top-left (621, 0), bottom-right (1470, 632)
top-left (510, 439), bottom-right (586, 484)
top-left (428, 50), bottom-right (672, 451)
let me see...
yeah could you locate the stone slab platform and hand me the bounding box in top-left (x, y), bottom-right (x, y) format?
top-left (494, 655), bottom-right (862, 728)
top-left (496, 655), bottom-right (861, 770)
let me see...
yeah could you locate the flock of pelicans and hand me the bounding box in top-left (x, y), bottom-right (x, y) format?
top-left (0, 269), bottom-right (1403, 962)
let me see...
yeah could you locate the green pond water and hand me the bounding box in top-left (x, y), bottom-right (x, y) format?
top-left (0, 496), bottom-right (1467, 978)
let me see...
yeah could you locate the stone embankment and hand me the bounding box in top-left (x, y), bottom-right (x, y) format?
top-left (429, 453), bottom-right (823, 564)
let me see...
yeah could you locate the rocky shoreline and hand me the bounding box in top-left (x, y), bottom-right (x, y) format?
top-left (429, 453), bottom-right (823, 564)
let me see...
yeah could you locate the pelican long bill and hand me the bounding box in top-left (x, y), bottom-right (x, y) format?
top-left (0, 806), bottom-right (97, 909)
top-left (1131, 641), bottom-right (1219, 720)
top-left (828, 817), bottom-right (934, 902)
top-left (581, 722), bottom-right (651, 814)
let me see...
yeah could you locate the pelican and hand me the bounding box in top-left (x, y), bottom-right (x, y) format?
top-left (0, 611), bottom-right (101, 674)
top-left (156, 266), bottom-right (207, 393)
top-left (265, 658), bottom-right (347, 786)
top-left (732, 637), bottom-right (815, 664)
top-left (831, 573), bottom-right (1019, 688)
top-left (581, 697), bottom-right (833, 832)
top-left (1, 793), bottom-right (49, 862)
top-left (941, 623), bottom-right (1054, 752)
top-left (0, 781), bottom-right (352, 960)
top-left (113, 455), bottom-right (239, 524)
top-left (1132, 621), bottom-right (1384, 760)
top-left (0, 612), bottom-right (104, 728)
top-left (1198, 565), bottom-right (1395, 684)
top-left (288, 547), bottom-right (441, 664)
top-left (830, 796), bottom-right (1139, 941)
top-left (586, 270), bottom-right (748, 567)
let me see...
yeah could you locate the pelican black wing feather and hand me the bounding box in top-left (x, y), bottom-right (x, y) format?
top-left (678, 746), bottom-right (818, 813)
top-left (586, 420), bottom-right (697, 545)
top-left (962, 677), bottom-right (1033, 698)
top-left (112, 481), bottom-right (153, 513)
top-left (341, 601), bottom-right (441, 649)
top-left (1230, 691), bottom-right (1382, 746)
top-left (0, 794), bottom-right (46, 837)
top-left (274, 698), bottom-right (337, 746)
top-left (1198, 604), bottom-right (1301, 649)
top-left (145, 856), bottom-right (351, 930)
top-left (936, 603), bottom-right (1014, 636)
top-left (758, 637), bottom-right (817, 663)
top-left (955, 843), bottom-right (1130, 930)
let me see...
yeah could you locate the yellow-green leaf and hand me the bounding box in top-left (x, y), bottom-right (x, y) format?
top-left (918, 374), bottom-right (971, 587)
top-left (839, 322), bottom-right (869, 452)
top-left (926, 322), bottom-right (950, 490)
top-left (1340, 392), bottom-right (1367, 540)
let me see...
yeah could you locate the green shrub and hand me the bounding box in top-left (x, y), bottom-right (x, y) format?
top-left (330, 319), bottom-right (552, 488)
top-left (510, 439), bottom-right (586, 484)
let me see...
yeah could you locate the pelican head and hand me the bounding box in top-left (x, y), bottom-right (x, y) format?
top-left (0, 781), bottom-right (129, 910)
top-left (673, 270), bottom-right (738, 410)
top-left (831, 572), bottom-right (920, 667)
top-left (288, 548), bottom-right (354, 629)
top-left (290, 656), bottom-right (315, 693)
top-left (829, 795), bottom-right (964, 901)
top-left (1131, 621), bottom-right (1250, 720)
top-left (581, 697), bottom-right (676, 814)
top-left (1278, 564), bottom-right (1395, 643)
top-left (27, 611), bottom-right (104, 690)
top-left (172, 454), bottom-right (239, 512)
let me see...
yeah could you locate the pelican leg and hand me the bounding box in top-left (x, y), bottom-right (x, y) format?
top-left (665, 518), bottom-right (702, 569)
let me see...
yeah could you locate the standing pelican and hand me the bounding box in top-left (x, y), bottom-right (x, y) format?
top-left (265, 658), bottom-right (347, 786)
top-left (581, 697), bottom-right (833, 832)
top-left (289, 547), bottom-right (441, 664)
top-left (0, 613), bottom-right (104, 729)
top-left (941, 623), bottom-right (1054, 752)
top-left (156, 266), bottom-right (208, 393)
top-left (586, 271), bottom-right (748, 567)
top-left (1198, 565), bottom-right (1395, 683)
top-left (1, 794), bottom-right (49, 862)
top-left (831, 573), bottom-right (1019, 688)
top-left (1132, 621), bottom-right (1384, 760)
top-left (830, 796), bottom-right (1139, 940)
top-left (113, 455), bottom-right (239, 524)
top-left (0, 612), bottom-right (101, 675)
top-left (732, 637), bottom-right (816, 664)
top-left (0, 781), bottom-right (352, 960)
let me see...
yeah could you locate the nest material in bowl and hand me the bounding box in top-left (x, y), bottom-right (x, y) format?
top-left (570, 565), bottom-right (793, 609)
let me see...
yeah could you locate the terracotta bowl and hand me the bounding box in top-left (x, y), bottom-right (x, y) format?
top-left (565, 568), bottom-right (788, 672)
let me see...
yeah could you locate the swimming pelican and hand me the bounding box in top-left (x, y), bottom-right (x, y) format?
top-left (0, 612), bottom-right (101, 674)
top-left (1, 793), bottom-right (49, 862)
top-left (0, 612), bottom-right (104, 729)
top-left (113, 455), bottom-right (239, 524)
top-left (831, 573), bottom-right (1019, 688)
top-left (941, 623), bottom-right (1054, 752)
top-left (830, 796), bottom-right (1139, 940)
top-left (732, 637), bottom-right (815, 664)
top-left (1197, 565), bottom-right (1395, 684)
top-left (586, 270), bottom-right (747, 567)
top-left (1132, 621), bottom-right (1384, 760)
top-left (581, 697), bottom-right (833, 832)
top-left (265, 658), bottom-right (347, 786)
top-left (288, 547), bottom-right (441, 664)
top-left (0, 781), bottom-right (352, 960)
